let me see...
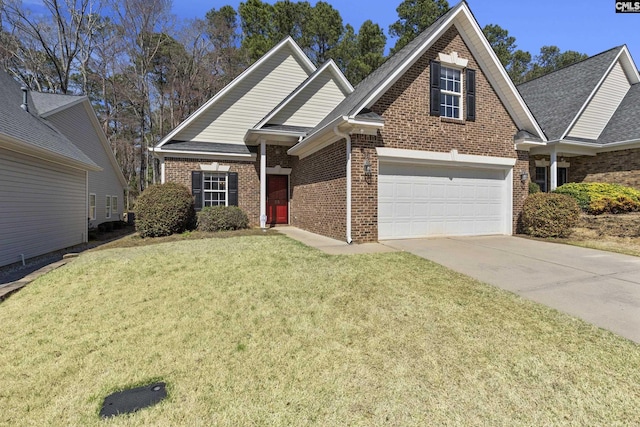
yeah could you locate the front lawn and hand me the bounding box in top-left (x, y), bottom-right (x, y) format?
top-left (1, 235), bottom-right (638, 426)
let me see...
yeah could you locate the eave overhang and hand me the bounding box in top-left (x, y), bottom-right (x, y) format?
top-left (151, 147), bottom-right (257, 162)
top-left (0, 133), bottom-right (101, 171)
top-left (287, 116), bottom-right (384, 159)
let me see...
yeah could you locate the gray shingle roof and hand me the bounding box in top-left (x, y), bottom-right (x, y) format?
top-left (163, 141), bottom-right (255, 154)
top-left (0, 70), bottom-right (96, 167)
top-left (29, 91), bottom-right (83, 116)
top-left (306, 3), bottom-right (463, 138)
top-left (261, 124), bottom-right (312, 133)
top-left (599, 83), bottom-right (640, 143)
top-left (517, 47), bottom-right (623, 141)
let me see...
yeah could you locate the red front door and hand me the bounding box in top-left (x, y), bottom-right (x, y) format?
top-left (267, 175), bottom-right (288, 225)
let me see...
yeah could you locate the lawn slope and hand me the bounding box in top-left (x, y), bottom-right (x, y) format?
top-left (0, 235), bottom-right (638, 426)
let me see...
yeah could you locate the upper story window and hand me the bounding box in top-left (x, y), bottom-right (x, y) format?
top-left (440, 66), bottom-right (462, 119)
top-left (430, 52), bottom-right (475, 121)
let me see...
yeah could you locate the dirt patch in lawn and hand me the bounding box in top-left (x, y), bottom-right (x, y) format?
top-left (565, 213), bottom-right (640, 256)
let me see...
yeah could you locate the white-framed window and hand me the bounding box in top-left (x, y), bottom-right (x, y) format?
top-left (89, 193), bottom-right (96, 220)
top-left (440, 66), bottom-right (462, 119)
top-left (203, 173), bottom-right (227, 207)
top-left (105, 195), bottom-right (112, 219)
top-left (112, 196), bottom-right (118, 215)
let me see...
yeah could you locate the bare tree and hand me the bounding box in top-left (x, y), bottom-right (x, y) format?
top-left (1, 0), bottom-right (102, 93)
top-left (108, 0), bottom-right (173, 189)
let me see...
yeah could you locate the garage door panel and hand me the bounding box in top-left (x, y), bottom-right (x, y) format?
top-left (378, 163), bottom-right (510, 239)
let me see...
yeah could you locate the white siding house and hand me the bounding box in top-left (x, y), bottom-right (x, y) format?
top-left (0, 71), bottom-right (100, 267)
top-left (30, 93), bottom-right (128, 228)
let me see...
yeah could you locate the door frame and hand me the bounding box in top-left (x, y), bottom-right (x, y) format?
top-left (265, 167), bottom-right (292, 225)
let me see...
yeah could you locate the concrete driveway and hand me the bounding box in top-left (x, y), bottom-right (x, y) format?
top-left (383, 236), bottom-right (640, 343)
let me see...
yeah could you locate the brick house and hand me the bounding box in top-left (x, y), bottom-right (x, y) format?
top-left (516, 46), bottom-right (640, 192)
top-left (154, 1), bottom-right (638, 243)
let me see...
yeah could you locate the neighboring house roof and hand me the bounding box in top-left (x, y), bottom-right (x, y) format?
top-left (290, 1), bottom-right (545, 157)
top-left (29, 91), bottom-right (85, 116)
top-left (517, 47), bottom-right (625, 141)
top-left (599, 83), bottom-right (640, 144)
top-left (154, 37), bottom-right (316, 152)
top-left (0, 70), bottom-right (98, 170)
top-left (30, 91), bottom-right (128, 188)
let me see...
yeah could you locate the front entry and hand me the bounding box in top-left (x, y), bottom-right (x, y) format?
top-left (267, 175), bottom-right (288, 225)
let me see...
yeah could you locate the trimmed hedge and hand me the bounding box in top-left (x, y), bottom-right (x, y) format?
top-left (135, 183), bottom-right (196, 237)
top-left (197, 206), bottom-right (249, 232)
top-left (528, 181), bottom-right (541, 194)
top-left (521, 193), bottom-right (581, 238)
top-left (554, 182), bottom-right (640, 214)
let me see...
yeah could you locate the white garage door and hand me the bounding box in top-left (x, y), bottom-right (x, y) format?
top-left (378, 162), bottom-right (511, 239)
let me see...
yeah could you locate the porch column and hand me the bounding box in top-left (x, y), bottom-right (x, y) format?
top-left (160, 156), bottom-right (165, 184)
top-left (549, 147), bottom-right (558, 191)
top-left (260, 139), bottom-right (267, 228)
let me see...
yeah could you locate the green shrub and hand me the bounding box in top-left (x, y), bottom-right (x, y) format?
top-left (135, 183), bottom-right (196, 238)
top-left (197, 206), bottom-right (249, 232)
top-left (528, 181), bottom-right (541, 194)
top-left (521, 193), bottom-right (581, 238)
top-left (554, 182), bottom-right (640, 214)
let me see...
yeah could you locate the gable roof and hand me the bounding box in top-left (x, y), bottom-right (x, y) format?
top-left (290, 1), bottom-right (545, 157)
top-left (155, 37), bottom-right (316, 150)
top-left (31, 92), bottom-right (128, 187)
top-left (0, 70), bottom-right (98, 170)
top-left (517, 47), bottom-right (626, 141)
top-left (253, 59), bottom-right (353, 130)
top-left (598, 83), bottom-right (640, 144)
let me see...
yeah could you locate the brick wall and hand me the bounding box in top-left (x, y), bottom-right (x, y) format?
top-left (569, 149), bottom-right (640, 190)
top-left (349, 26), bottom-right (520, 242)
top-left (163, 147), bottom-right (295, 227)
top-left (290, 141), bottom-right (347, 241)
top-left (529, 148), bottom-right (640, 192)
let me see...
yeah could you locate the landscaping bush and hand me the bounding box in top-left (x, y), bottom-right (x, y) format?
top-left (528, 181), bottom-right (541, 194)
top-left (554, 182), bottom-right (640, 214)
top-left (197, 206), bottom-right (249, 232)
top-left (521, 192), bottom-right (581, 238)
top-left (135, 183), bottom-right (196, 237)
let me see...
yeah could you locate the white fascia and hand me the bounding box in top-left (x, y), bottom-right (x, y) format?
top-left (288, 116), bottom-right (383, 159)
top-left (376, 147), bottom-right (516, 169)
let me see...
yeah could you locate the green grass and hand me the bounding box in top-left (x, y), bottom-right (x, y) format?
top-left (1, 235), bottom-right (639, 426)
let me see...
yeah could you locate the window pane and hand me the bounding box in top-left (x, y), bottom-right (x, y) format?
top-left (203, 173), bottom-right (228, 207)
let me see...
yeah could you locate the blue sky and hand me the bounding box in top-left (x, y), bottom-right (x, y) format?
top-left (173, 0), bottom-right (640, 63)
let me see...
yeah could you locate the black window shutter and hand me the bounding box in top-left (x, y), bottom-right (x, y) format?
top-left (228, 172), bottom-right (238, 207)
top-left (191, 170), bottom-right (203, 211)
top-left (466, 68), bottom-right (476, 121)
top-left (430, 60), bottom-right (441, 116)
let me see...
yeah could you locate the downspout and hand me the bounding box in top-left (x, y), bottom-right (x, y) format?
top-left (334, 126), bottom-right (352, 244)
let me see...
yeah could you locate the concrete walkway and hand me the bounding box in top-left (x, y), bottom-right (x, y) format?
top-left (276, 227), bottom-right (397, 255)
top-left (383, 236), bottom-right (640, 343)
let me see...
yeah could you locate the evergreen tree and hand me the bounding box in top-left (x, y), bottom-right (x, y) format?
top-left (389, 0), bottom-right (449, 54)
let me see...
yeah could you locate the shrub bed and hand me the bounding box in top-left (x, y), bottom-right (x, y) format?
top-left (521, 192), bottom-right (581, 238)
top-left (554, 182), bottom-right (640, 214)
top-left (135, 183), bottom-right (196, 237)
top-left (197, 206), bottom-right (249, 232)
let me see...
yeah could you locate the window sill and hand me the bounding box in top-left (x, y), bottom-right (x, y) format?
top-left (440, 117), bottom-right (466, 125)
